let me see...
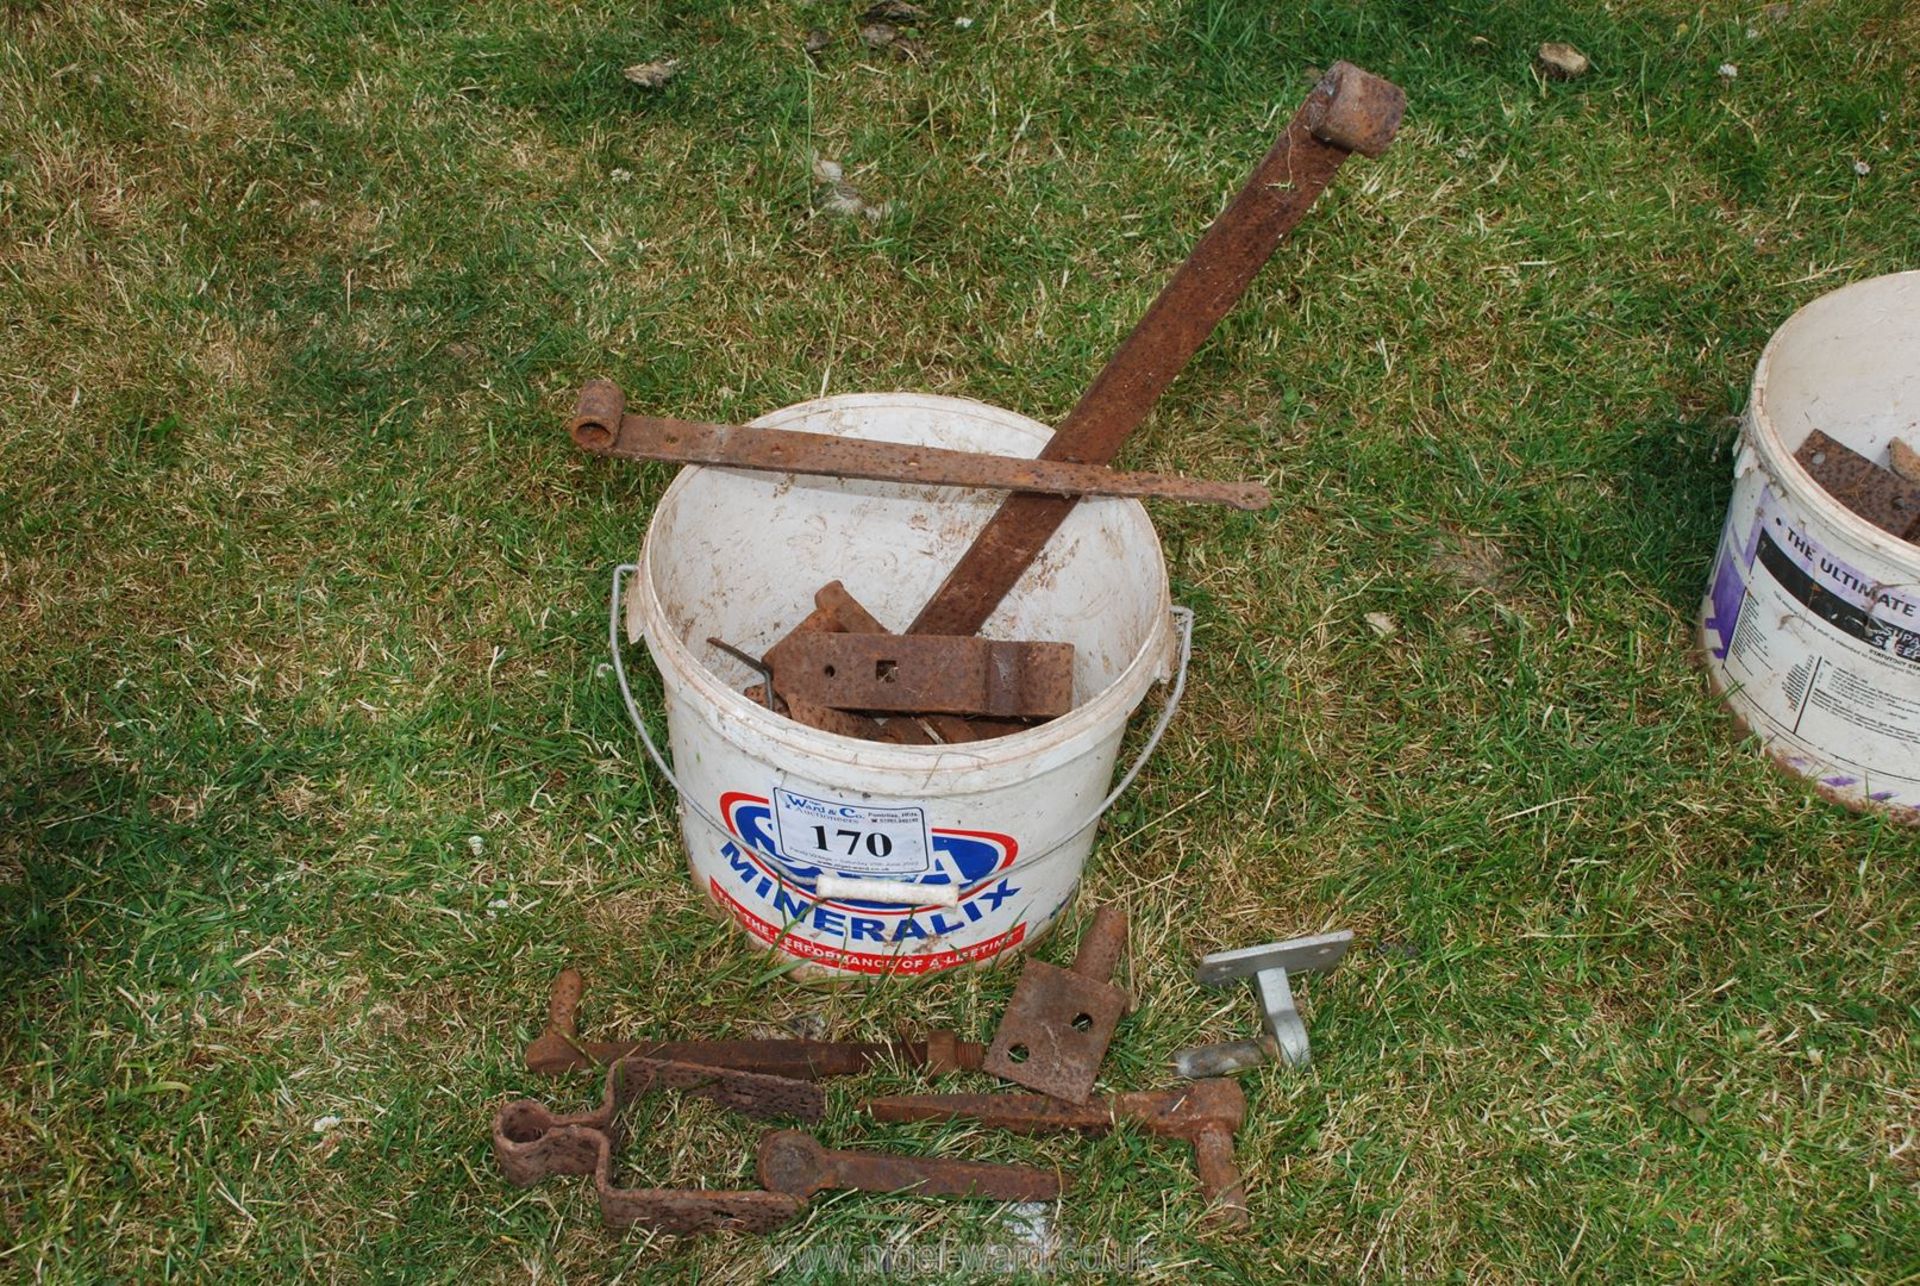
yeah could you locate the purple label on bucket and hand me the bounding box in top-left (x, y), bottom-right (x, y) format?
top-left (1706, 547), bottom-right (1746, 658)
top-left (1705, 497), bottom-right (1774, 658)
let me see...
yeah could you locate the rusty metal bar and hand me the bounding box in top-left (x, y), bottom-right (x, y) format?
top-left (864, 1077), bottom-right (1250, 1227)
top-left (756, 1130), bottom-right (1067, 1201)
top-left (571, 390), bottom-right (1272, 511)
top-left (754, 582), bottom-right (1012, 744)
top-left (773, 590), bottom-right (932, 744)
top-left (765, 632), bottom-right (1075, 718)
top-left (525, 968), bottom-right (985, 1077)
top-left (906, 61), bottom-right (1406, 637)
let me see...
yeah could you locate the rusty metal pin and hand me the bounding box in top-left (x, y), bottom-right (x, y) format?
top-left (756, 1130), bottom-right (1067, 1201)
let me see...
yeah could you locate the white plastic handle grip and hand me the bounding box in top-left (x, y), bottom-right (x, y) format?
top-left (814, 874), bottom-right (961, 908)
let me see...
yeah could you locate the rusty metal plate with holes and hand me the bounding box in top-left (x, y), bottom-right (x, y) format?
top-left (755, 1130), bottom-right (1066, 1201)
top-left (766, 632), bottom-right (1075, 718)
top-left (574, 398), bottom-right (1272, 510)
top-left (1795, 430), bottom-right (1920, 540)
top-left (762, 586), bottom-right (946, 743)
top-left (491, 1056), bottom-right (820, 1235)
top-left (812, 583), bottom-right (1023, 743)
top-left (982, 905), bottom-right (1128, 1103)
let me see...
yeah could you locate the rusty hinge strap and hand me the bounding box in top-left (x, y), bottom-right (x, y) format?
top-left (906, 62), bottom-right (1405, 638)
top-left (570, 390), bottom-right (1271, 510)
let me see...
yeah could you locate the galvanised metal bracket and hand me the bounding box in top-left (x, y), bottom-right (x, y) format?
top-left (1173, 930), bottom-right (1352, 1077)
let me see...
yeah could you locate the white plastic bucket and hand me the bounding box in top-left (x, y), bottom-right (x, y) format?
top-left (1701, 270), bottom-right (1920, 821)
top-left (611, 393), bottom-right (1189, 980)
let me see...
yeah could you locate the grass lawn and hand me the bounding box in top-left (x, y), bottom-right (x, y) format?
top-left (4, 0), bottom-right (1918, 1279)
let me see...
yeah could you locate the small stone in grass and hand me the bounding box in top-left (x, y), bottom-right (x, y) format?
top-left (1364, 611), bottom-right (1399, 639)
top-left (623, 59), bottom-right (682, 89)
top-left (1665, 1095), bottom-right (1711, 1127)
top-left (1888, 438), bottom-right (1920, 483)
top-left (820, 180), bottom-right (885, 222)
top-left (1430, 533), bottom-right (1510, 592)
top-left (1535, 42), bottom-right (1590, 79)
top-left (811, 155), bottom-right (886, 221)
top-left (1002, 1201), bottom-right (1057, 1254)
top-left (804, 27), bottom-right (832, 56)
top-left (782, 1012), bottom-right (830, 1041)
top-left (858, 22), bottom-right (897, 48)
top-left (311, 1115), bottom-right (342, 1134)
top-left (1853, 159), bottom-right (1872, 177)
top-left (861, 1), bottom-right (926, 24)
top-left (1717, 62), bottom-right (1739, 79)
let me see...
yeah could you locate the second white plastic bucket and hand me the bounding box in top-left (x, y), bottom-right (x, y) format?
top-left (614, 393), bottom-right (1186, 980)
top-left (1701, 271), bottom-right (1920, 820)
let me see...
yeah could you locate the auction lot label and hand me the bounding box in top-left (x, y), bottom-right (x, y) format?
top-left (771, 788), bottom-right (932, 875)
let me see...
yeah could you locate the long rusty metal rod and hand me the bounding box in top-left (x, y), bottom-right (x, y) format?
top-left (526, 967), bottom-right (985, 1077)
top-left (866, 1078), bottom-right (1250, 1227)
top-left (569, 386), bottom-right (1271, 510)
top-left (906, 61), bottom-right (1405, 637)
top-left (756, 1130), bottom-right (1067, 1201)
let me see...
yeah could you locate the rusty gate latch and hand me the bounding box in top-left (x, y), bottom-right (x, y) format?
top-left (495, 1058), bottom-right (1062, 1234)
top-left (492, 1056), bottom-right (823, 1235)
top-left (1173, 931), bottom-right (1352, 1077)
top-left (866, 1078), bottom-right (1250, 1228)
top-left (525, 968), bottom-right (985, 1078)
top-left (765, 632), bottom-right (1076, 719)
top-left (982, 905), bottom-right (1130, 1103)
